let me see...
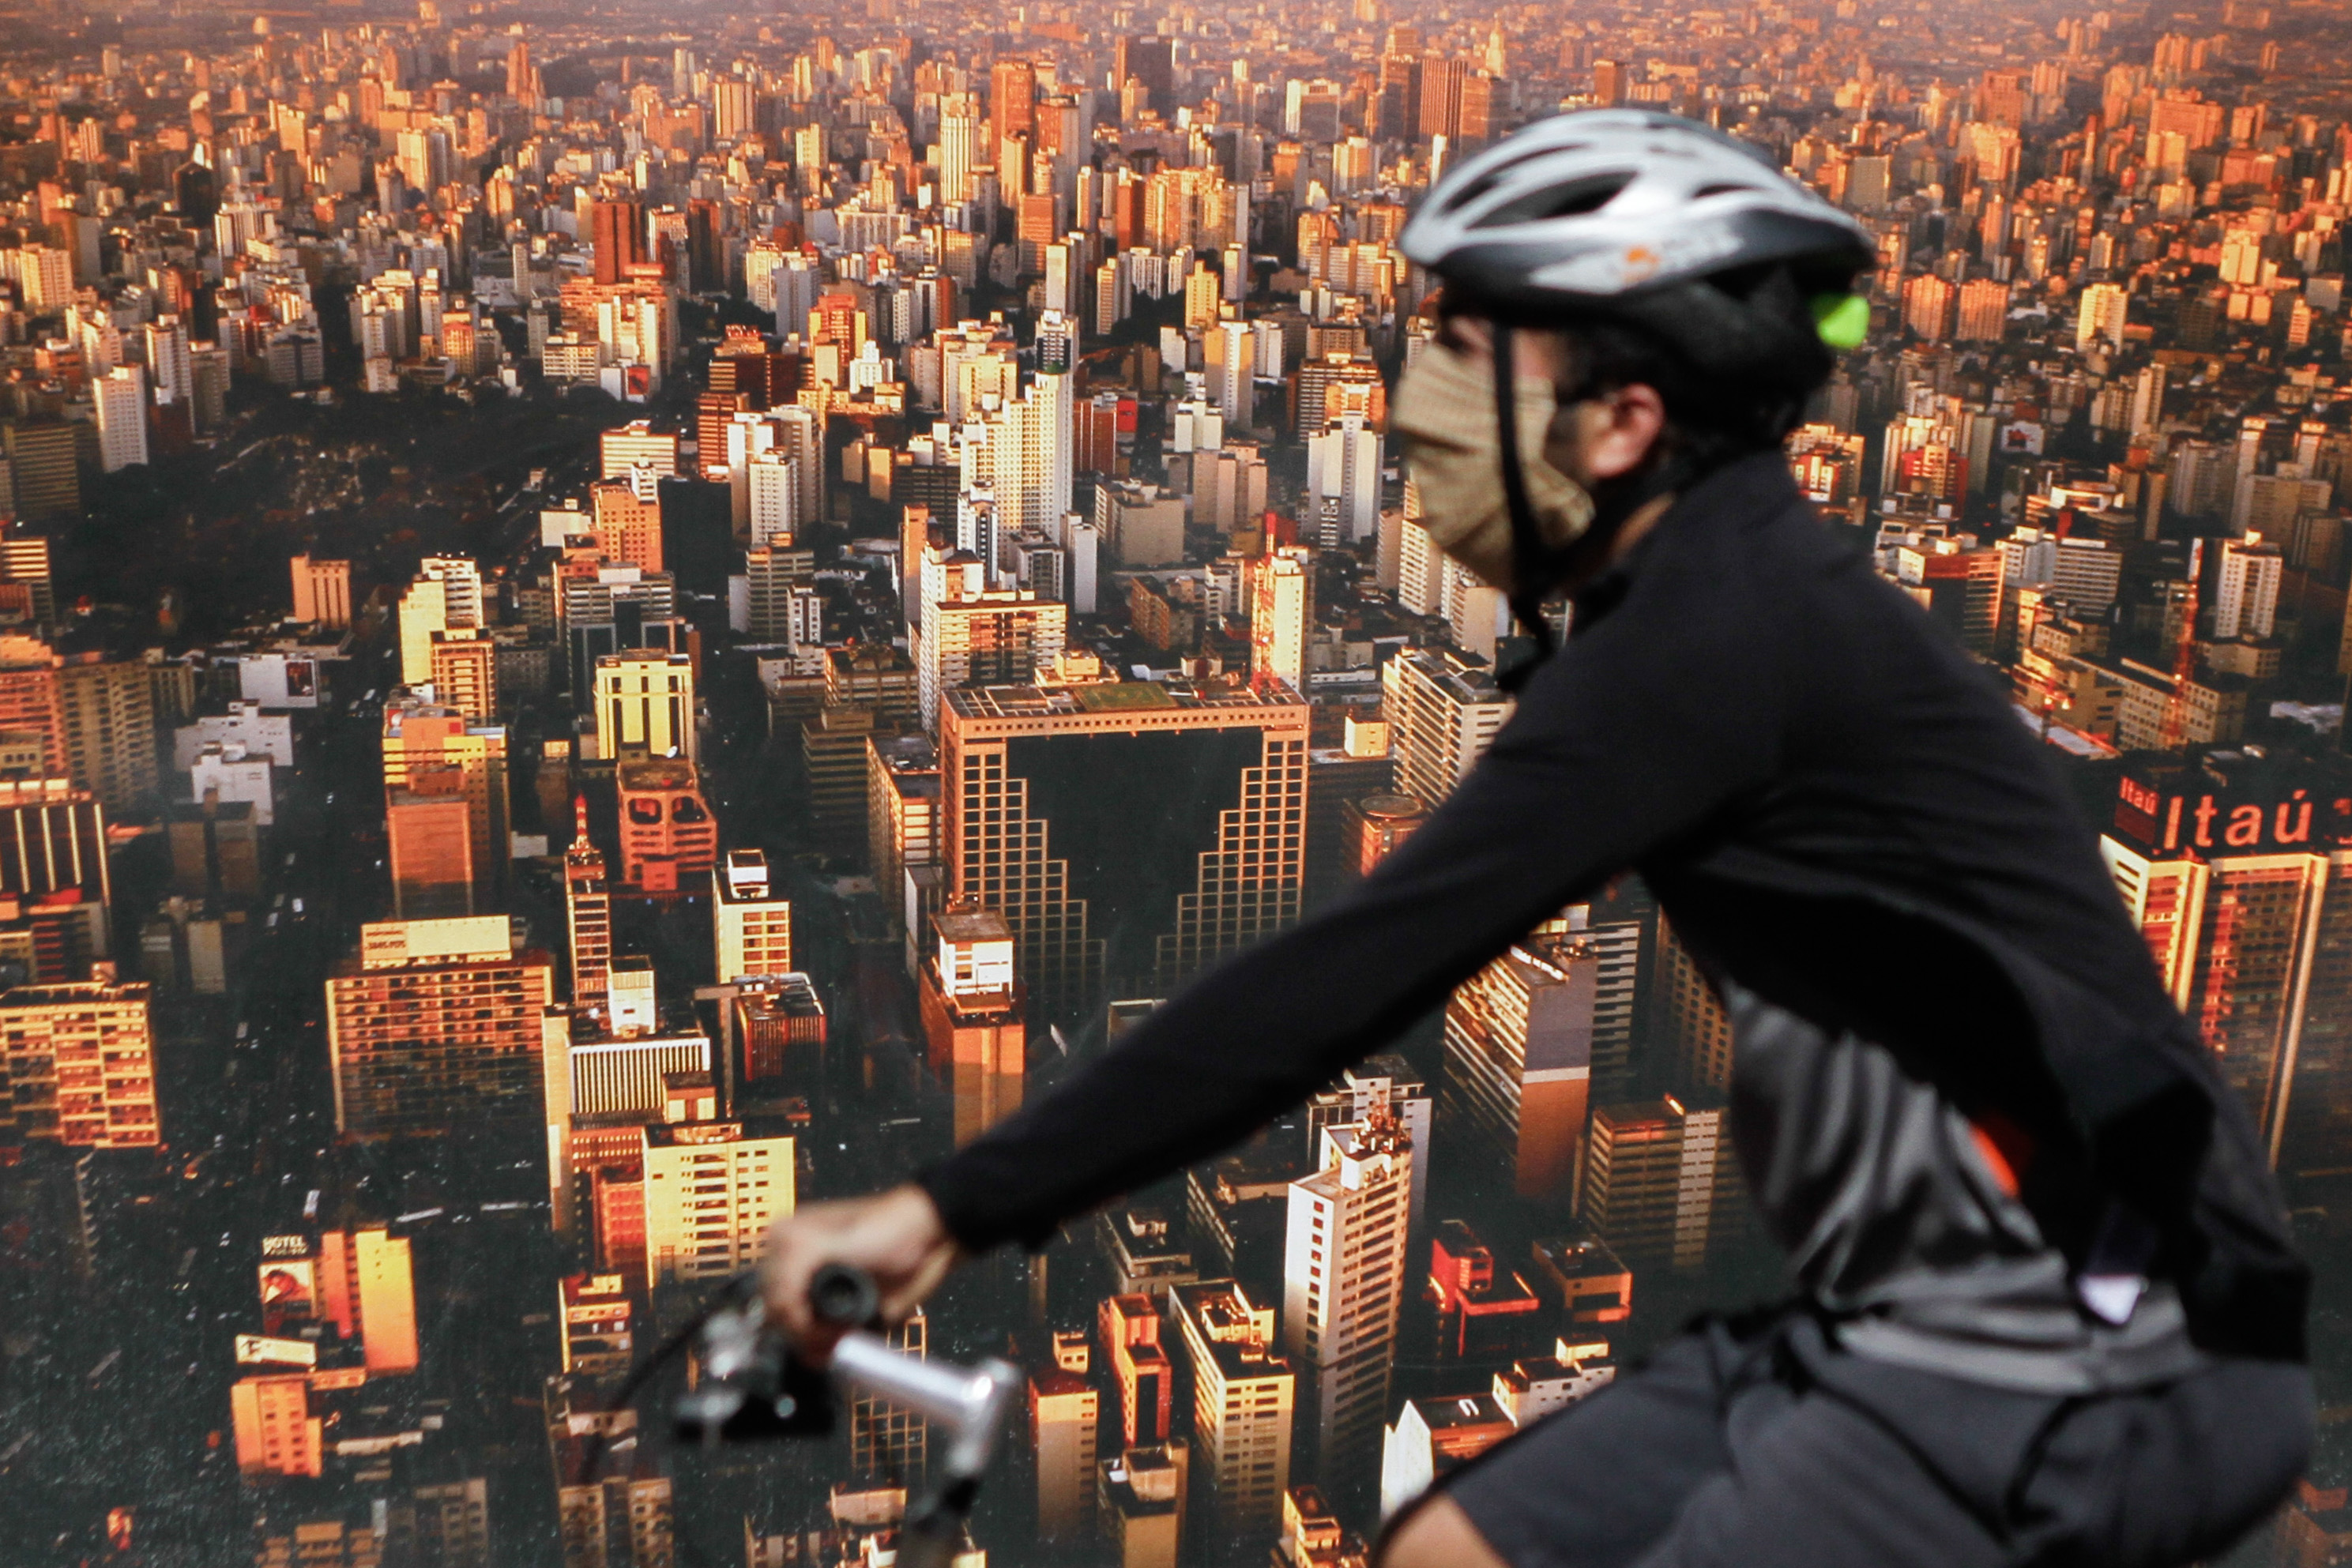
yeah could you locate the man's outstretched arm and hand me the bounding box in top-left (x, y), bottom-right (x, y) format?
top-left (762, 544), bottom-right (1790, 1334)
top-left (914, 569), bottom-right (1788, 1253)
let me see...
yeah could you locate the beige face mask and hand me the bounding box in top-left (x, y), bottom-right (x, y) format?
top-left (1392, 337), bottom-right (1595, 595)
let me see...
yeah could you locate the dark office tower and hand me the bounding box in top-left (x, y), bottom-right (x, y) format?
top-left (1593, 59), bottom-right (1628, 106)
top-left (939, 676), bottom-right (1308, 1033)
top-left (1457, 73), bottom-right (1496, 148)
top-left (992, 58), bottom-right (1037, 140)
top-left (1115, 36), bottom-right (1176, 116)
top-left (1376, 54), bottom-right (1421, 142)
top-left (172, 161), bottom-right (220, 225)
top-left (590, 198), bottom-right (645, 287)
top-left (685, 200), bottom-right (722, 295)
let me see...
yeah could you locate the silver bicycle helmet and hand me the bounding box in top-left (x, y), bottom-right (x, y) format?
top-left (1398, 112), bottom-right (1876, 685)
top-left (1400, 108), bottom-right (1875, 318)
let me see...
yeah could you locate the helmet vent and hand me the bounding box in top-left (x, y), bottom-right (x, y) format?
top-left (1472, 172), bottom-right (1632, 228)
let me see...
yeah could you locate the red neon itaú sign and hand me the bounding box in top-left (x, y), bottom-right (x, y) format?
top-left (2117, 775), bottom-right (2352, 853)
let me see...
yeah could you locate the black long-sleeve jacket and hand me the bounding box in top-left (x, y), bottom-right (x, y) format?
top-left (915, 451), bottom-right (2308, 1361)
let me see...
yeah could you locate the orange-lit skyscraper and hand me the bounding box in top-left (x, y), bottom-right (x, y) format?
top-left (382, 693), bottom-right (508, 895)
top-left (2102, 753), bottom-right (2352, 1179)
top-left (386, 785), bottom-right (476, 919)
top-left (563, 796), bottom-right (612, 1008)
top-left (916, 900), bottom-right (1026, 1145)
top-left (0, 976), bottom-right (157, 1147)
top-left (1442, 932), bottom-right (1603, 1205)
top-left (326, 916), bottom-right (555, 1137)
top-left (615, 751), bottom-right (717, 894)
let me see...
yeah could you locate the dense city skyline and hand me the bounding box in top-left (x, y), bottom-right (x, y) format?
top-left (4, 0), bottom-right (2352, 1563)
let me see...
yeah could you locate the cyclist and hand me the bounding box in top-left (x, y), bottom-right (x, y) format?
top-left (765, 111), bottom-right (2311, 1567)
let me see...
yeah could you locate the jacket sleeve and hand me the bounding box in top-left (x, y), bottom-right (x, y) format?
top-left (916, 549), bottom-right (1791, 1252)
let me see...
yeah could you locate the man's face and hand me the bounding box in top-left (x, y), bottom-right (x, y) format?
top-left (1428, 309), bottom-right (1666, 490)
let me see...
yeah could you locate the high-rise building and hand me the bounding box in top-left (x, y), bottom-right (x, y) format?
top-left (1099, 1443), bottom-right (1188, 1568)
top-left (2076, 280), bottom-right (2128, 351)
top-left (868, 731), bottom-right (939, 941)
top-left (56, 656), bottom-right (156, 814)
top-left (382, 693), bottom-right (507, 888)
top-left (556, 1476), bottom-right (673, 1568)
top-left (0, 634), bottom-right (66, 778)
top-left (351, 1224), bottom-right (421, 1372)
top-left (593, 650), bottom-right (695, 761)
top-left (743, 540), bottom-right (817, 641)
top-left (1305, 415), bottom-right (1381, 547)
top-left (1101, 1292), bottom-right (1175, 1450)
top-left (641, 1119), bottom-right (793, 1293)
top-left (427, 630), bottom-right (499, 722)
top-left (1580, 1095), bottom-right (1735, 1273)
top-left (2102, 754), bottom-right (2352, 1170)
top-left (386, 788), bottom-right (476, 918)
top-left (917, 570), bottom-right (1069, 732)
top-left (326, 916), bottom-right (555, 1137)
top-left (0, 776), bottom-right (110, 980)
top-left (589, 475), bottom-right (665, 574)
top-left (852, 1310), bottom-right (931, 1484)
top-left (0, 977), bottom-right (156, 1147)
top-left (1030, 1334), bottom-right (1100, 1545)
top-left (727, 972), bottom-right (826, 1100)
top-left (599, 419), bottom-right (679, 481)
top-left (291, 555), bottom-right (353, 629)
top-left (557, 1273), bottom-right (635, 1375)
top-left (1443, 924), bottom-right (1635, 1205)
top-left (1382, 649), bottom-right (1511, 804)
top-left (231, 1373), bottom-right (322, 1478)
top-left (916, 901), bottom-right (1026, 1145)
top-left (1171, 1280), bottom-right (1294, 1540)
top-left (590, 198), bottom-right (646, 287)
top-left (563, 797), bottom-right (611, 1009)
top-left (1304, 1055), bottom-right (1432, 1240)
top-left (2215, 533), bottom-right (2284, 641)
top-left (1283, 1115), bottom-right (1413, 1503)
top-left (397, 557), bottom-right (485, 686)
top-left (939, 677), bottom-right (1309, 1028)
top-left (93, 367), bottom-right (148, 472)
top-left (614, 753), bottom-right (716, 894)
top-left (713, 848), bottom-right (792, 982)
top-left (1424, 1219), bottom-right (1544, 1364)
top-left (1248, 547), bottom-right (1311, 693)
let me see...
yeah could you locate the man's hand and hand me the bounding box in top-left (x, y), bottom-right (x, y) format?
top-left (759, 1184), bottom-right (961, 1362)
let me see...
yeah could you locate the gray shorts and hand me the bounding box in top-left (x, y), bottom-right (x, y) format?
top-left (1419, 1308), bottom-right (2309, 1568)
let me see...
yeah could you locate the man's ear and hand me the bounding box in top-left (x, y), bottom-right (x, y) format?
top-left (1559, 384), bottom-right (1669, 487)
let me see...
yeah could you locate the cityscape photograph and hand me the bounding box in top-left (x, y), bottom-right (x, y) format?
top-left (3, 0), bottom-right (2352, 1560)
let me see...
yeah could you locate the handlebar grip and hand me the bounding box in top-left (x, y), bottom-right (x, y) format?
top-left (809, 1262), bottom-right (881, 1329)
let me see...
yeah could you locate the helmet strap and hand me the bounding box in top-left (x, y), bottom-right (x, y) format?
top-left (1491, 324), bottom-right (1558, 682)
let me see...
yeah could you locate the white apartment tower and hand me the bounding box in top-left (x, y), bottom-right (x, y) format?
top-left (94, 366), bottom-right (149, 472)
top-left (713, 848), bottom-right (793, 982)
top-left (1282, 1115), bottom-right (1414, 1499)
top-left (2215, 533), bottom-right (2284, 641)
